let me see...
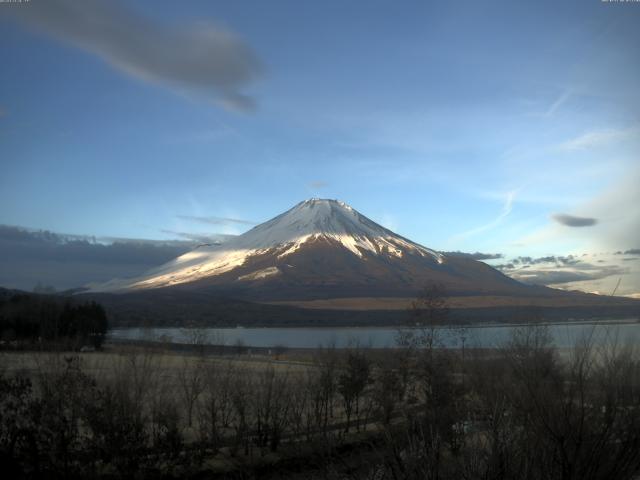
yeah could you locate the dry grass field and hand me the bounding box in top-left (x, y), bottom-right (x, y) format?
top-left (4, 328), bottom-right (640, 479)
top-left (267, 294), bottom-right (640, 310)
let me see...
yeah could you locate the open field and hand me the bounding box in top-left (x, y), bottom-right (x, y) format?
top-left (0, 345), bottom-right (311, 378)
top-left (267, 294), bottom-right (640, 310)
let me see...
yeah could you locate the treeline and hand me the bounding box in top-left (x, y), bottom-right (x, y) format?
top-left (3, 326), bottom-right (640, 479)
top-left (0, 293), bottom-right (108, 349)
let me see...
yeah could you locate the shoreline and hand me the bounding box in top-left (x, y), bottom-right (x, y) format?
top-left (107, 318), bottom-right (640, 351)
top-left (109, 317), bottom-right (640, 333)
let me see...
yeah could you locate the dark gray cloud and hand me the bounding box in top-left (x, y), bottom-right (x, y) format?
top-left (7, 0), bottom-right (262, 112)
top-left (176, 215), bottom-right (256, 226)
top-left (501, 255), bottom-right (582, 267)
top-left (443, 251), bottom-right (503, 261)
top-left (493, 263), bottom-right (515, 270)
top-left (0, 225), bottom-right (221, 290)
top-left (551, 213), bottom-right (598, 227)
top-left (624, 249), bottom-right (640, 255)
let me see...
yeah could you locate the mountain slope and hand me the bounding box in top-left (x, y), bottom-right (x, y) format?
top-left (90, 199), bottom-right (550, 300)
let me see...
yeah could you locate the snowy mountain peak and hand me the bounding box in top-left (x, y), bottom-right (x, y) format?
top-left (90, 199), bottom-right (444, 292)
top-left (300, 198), bottom-right (352, 210)
top-left (242, 198), bottom-right (392, 244)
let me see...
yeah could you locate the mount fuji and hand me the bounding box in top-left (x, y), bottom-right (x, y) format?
top-left (85, 199), bottom-right (638, 325)
top-left (90, 198), bottom-right (532, 299)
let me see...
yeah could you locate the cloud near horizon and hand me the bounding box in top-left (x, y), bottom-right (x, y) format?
top-left (6, 0), bottom-right (262, 112)
top-left (551, 213), bottom-right (598, 227)
top-left (443, 251), bottom-right (504, 261)
top-left (494, 253), bottom-right (629, 288)
top-left (0, 225), bottom-right (203, 290)
top-left (511, 266), bottom-right (626, 286)
top-left (0, 225), bottom-right (233, 291)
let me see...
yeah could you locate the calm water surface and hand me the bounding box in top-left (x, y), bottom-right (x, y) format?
top-left (110, 320), bottom-right (640, 349)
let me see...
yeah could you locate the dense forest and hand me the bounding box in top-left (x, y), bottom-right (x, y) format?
top-left (0, 292), bottom-right (108, 349)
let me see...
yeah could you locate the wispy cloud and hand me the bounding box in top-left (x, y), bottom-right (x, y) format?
top-left (558, 126), bottom-right (640, 151)
top-left (159, 229), bottom-right (235, 244)
top-left (308, 180), bottom-right (328, 189)
top-left (176, 215), bottom-right (256, 226)
top-left (551, 213), bottom-right (598, 227)
top-left (8, 0), bottom-right (262, 112)
top-left (544, 89), bottom-right (571, 117)
top-left (167, 124), bottom-right (238, 144)
top-left (453, 191), bottom-right (516, 240)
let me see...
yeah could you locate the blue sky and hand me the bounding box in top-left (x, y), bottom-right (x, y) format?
top-left (1, 0), bottom-right (639, 295)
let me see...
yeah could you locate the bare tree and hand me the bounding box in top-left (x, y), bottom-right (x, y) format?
top-left (229, 370), bottom-right (252, 457)
top-left (176, 328), bottom-right (210, 428)
top-left (177, 356), bottom-right (205, 428)
top-left (338, 349), bottom-right (371, 433)
top-left (405, 283), bottom-right (450, 354)
top-left (198, 359), bottom-right (235, 452)
top-left (288, 372), bottom-right (311, 447)
top-left (252, 366), bottom-right (292, 454)
top-left (373, 364), bottom-right (403, 425)
top-left (182, 327), bottom-right (210, 354)
top-left (315, 345), bottom-right (339, 436)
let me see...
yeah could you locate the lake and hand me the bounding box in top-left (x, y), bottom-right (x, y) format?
top-left (109, 320), bottom-right (640, 349)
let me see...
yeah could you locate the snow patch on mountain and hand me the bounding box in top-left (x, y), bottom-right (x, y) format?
top-left (237, 266), bottom-right (280, 282)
